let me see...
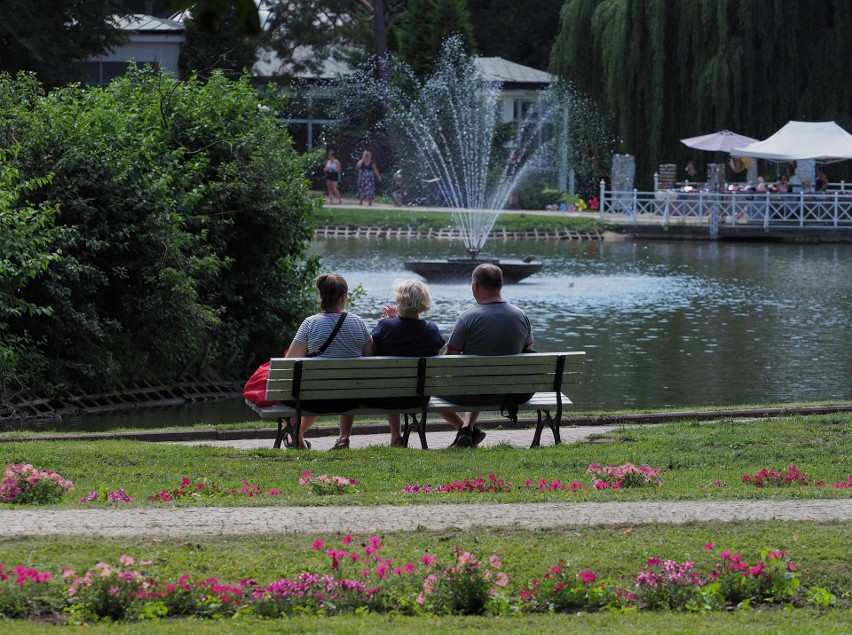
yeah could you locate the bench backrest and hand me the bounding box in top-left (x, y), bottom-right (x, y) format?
top-left (264, 352), bottom-right (585, 403)
top-left (424, 352), bottom-right (584, 397)
top-left (265, 356), bottom-right (424, 402)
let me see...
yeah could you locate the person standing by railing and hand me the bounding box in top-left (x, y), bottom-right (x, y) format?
top-left (815, 166), bottom-right (829, 192)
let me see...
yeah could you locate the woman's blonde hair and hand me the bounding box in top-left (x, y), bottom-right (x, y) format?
top-left (393, 278), bottom-right (432, 314)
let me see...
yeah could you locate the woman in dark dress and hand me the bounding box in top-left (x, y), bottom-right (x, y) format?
top-left (356, 150), bottom-right (381, 205)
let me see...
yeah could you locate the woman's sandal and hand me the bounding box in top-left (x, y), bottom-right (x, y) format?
top-left (284, 433), bottom-right (311, 450)
top-left (330, 437), bottom-right (350, 450)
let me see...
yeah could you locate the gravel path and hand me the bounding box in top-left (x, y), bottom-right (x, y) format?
top-left (5, 500), bottom-right (851, 539)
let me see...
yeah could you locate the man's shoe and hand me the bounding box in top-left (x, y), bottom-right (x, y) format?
top-left (472, 427), bottom-right (487, 448)
top-left (450, 428), bottom-right (473, 448)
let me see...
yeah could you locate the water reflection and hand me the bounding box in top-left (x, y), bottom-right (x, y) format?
top-left (54, 238), bottom-right (852, 432)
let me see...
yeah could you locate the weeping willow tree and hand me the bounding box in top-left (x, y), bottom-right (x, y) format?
top-left (551, 0), bottom-right (852, 188)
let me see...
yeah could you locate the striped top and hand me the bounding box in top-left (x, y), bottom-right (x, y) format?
top-left (292, 312), bottom-right (371, 358)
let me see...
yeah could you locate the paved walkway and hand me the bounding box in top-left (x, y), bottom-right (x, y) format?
top-left (176, 422), bottom-right (617, 451)
top-left (4, 422), bottom-right (852, 538)
top-left (6, 500), bottom-right (851, 539)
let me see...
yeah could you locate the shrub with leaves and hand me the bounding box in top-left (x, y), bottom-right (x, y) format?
top-left (1, 68), bottom-right (319, 394)
top-left (710, 548), bottom-right (801, 606)
top-left (299, 470), bottom-right (358, 496)
top-left (742, 465), bottom-right (822, 488)
top-left (417, 547), bottom-right (509, 615)
top-left (521, 561), bottom-right (633, 612)
top-left (587, 462), bottom-right (662, 489)
top-left (635, 557), bottom-right (711, 611)
top-left (0, 563), bottom-right (53, 618)
top-left (1, 463), bottom-right (73, 504)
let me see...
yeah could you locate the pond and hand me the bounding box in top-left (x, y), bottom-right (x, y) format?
top-left (322, 237), bottom-right (852, 411)
top-left (58, 236), bottom-right (852, 432)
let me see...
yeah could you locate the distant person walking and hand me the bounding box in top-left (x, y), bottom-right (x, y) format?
top-left (356, 150), bottom-right (381, 205)
top-left (324, 151), bottom-right (344, 204)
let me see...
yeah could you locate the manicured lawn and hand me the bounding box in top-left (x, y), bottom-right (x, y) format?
top-left (2, 413), bottom-right (850, 630)
top-left (2, 610), bottom-right (851, 634)
top-left (311, 206), bottom-right (609, 234)
top-left (3, 414), bottom-right (850, 506)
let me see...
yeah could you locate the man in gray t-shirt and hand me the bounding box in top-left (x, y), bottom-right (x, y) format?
top-left (444, 263), bottom-right (535, 447)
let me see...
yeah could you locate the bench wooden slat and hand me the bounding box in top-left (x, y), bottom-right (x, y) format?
top-left (424, 379), bottom-right (553, 394)
top-left (267, 359), bottom-right (422, 381)
top-left (266, 387), bottom-right (421, 400)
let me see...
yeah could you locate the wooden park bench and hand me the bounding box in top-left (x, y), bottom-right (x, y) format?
top-left (244, 352), bottom-right (585, 449)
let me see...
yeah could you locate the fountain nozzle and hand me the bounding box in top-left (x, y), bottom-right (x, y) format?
top-left (467, 248), bottom-right (480, 259)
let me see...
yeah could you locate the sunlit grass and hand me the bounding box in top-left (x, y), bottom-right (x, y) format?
top-left (2, 413), bottom-right (850, 506)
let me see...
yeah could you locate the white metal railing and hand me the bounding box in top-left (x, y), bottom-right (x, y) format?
top-left (598, 181), bottom-right (852, 236)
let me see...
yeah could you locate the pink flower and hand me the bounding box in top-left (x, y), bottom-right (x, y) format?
top-left (489, 555), bottom-right (502, 569)
top-left (421, 554), bottom-right (436, 567)
top-left (342, 534), bottom-right (353, 545)
top-left (494, 571), bottom-right (509, 587)
top-left (119, 554), bottom-right (134, 567)
top-left (704, 542), bottom-right (714, 551)
top-left (579, 571), bottom-right (597, 583)
top-left (312, 539), bottom-right (325, 551)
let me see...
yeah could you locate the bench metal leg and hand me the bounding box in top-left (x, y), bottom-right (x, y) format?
top-left (274, 417), bottom-right (299, 450)
top-left (402, 412), bottom-right (428, 449)
top-left (531, 409), bottom-right (561, 448)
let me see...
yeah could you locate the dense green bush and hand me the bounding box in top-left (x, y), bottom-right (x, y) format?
top-left (0, 157), bottom-right (63, 391)
top-left (0, 68), bottom-right (318, 395)
top-left (518, 176), bottom-right (560, 211)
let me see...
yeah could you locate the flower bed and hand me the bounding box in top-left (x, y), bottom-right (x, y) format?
top-left (0, 538), bottom-right (846, 622)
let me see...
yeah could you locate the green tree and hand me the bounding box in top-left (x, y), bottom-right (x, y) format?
top-left (0, 0), bottom-right (129, 88)
top-left (165, 0), bottom-right (261, 35)
top-left (468, 0), bottom-right (563, 71)
top-left (180, 8), bottom-right (260, 80)
top-left (550, 0), bottom-right (852, 188)
top-left (2, 68), bottom-right (318, 394)
top-left (262, 0), bottom-right (375, 79)
top-left (397, 0), bottom-right (476, 78)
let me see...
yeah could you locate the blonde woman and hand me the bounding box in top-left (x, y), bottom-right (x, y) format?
top-left (370, 279), bottom-right (464, 446)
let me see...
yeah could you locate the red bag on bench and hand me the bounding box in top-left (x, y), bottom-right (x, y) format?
top-left (243, 350), bottom-right (288, 407)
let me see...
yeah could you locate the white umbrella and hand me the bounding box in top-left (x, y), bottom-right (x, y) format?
top-left (680, 130), bottom-right (759, 153)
